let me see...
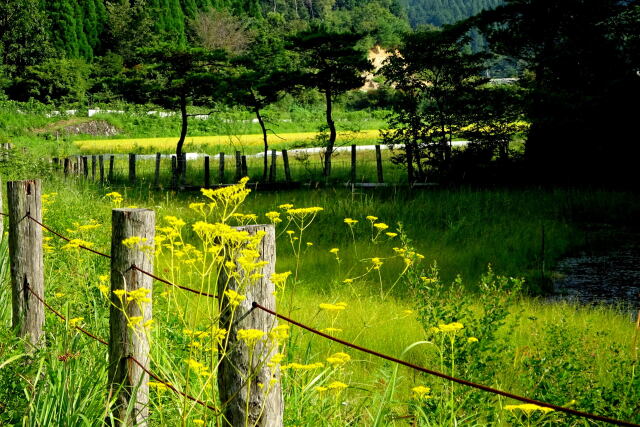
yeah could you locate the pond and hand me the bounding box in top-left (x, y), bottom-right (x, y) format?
top-left (551, 234), bottom-right (640, 310)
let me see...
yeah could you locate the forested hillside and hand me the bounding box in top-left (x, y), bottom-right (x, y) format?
top-left (401, 0), bottom-right (502, 28)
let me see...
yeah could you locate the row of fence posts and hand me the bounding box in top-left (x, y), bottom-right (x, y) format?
top-left (51, 144), bottom-right (387, 187)
top-left (3, 178), bottom-right (283, 426)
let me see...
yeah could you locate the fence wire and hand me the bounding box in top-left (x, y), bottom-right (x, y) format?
top-left (4, 210), bottom-right (639, 426)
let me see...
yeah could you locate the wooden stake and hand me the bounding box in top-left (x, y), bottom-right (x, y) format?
top-left (129, 154), bottom-right (136, 184)
top-left (375, 145), bottom-right (384, 183)
top-left (219, 152), bottom-right (225, 183)
top-left (99, 155), bottom-right (105, 184)
top-left (351, 144), bottom-right (356, 183)
top-left (82, 156), bottom-right (89, 178)
top-left (235, 151), bottom-right (242, 182)
top-left (241, 155), bottom-right (248, 178)
top-left (282, 150), bottom-right (292, 183)
top-left (7, 180), bottom-right (44, 348)
top-left (91, 155), bottom-right (97, 180)
top-left (218, 224), bottom-right (283, 426)
top-left (204, 156), bottom-right (210, 189)
top-left (109, 155), bottom-right (115, 182)
top-left (108, 209), bottom-right (155, 426)
top-left (154, 153), bottom-right (161, 188)
top-left (269, 150), bottom-right (277, 183)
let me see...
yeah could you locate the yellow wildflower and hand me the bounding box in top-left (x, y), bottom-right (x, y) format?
top-left (468, 337), bottom-right (479, 343)
top-left (69, 317), bottom-right (84, 327)
top-left (225, 290), bottom-right (246, 307)
top-left (505, 404), bottom-right (554, 415)
top-left (366, 215), bottom-right (378, 221)
top-left (343, 218), bottom-right (358, 225)
top-left (237, 329), bottom-right (265, 345)
top-left (326, 381), bottom-right (348, 391)
top-left (373, 223), bottom-right (389, 230)
top-left (412, 386), bottom-right (431, 400)
top-left (326, 352), bottom-right (351, 366)
top-left (319, 302), bottom-right (347, 311)
top-left (437, 322), bottom-right (464, 333)
top-left (329, 248), bottom-right (339, 254)
top-left (386, 232), bottom-right (398, 238)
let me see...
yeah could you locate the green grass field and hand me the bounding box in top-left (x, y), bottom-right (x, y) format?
top-left (1, 170), bottom-right (638, 426)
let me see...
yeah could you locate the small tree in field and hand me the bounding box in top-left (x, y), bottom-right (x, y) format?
top-left (125, 44), bottom-right (227, 186)
top-left (289, 25), bottom-right (373, 178)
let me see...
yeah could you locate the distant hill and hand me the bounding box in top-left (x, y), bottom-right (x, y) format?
top-left (400, 0), bottom-right (503, 28)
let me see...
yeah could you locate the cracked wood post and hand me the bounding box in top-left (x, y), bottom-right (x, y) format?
top-left (64, 157), bottom-right (70, 177)
top-left (7, 180), bottom-right (44, 348)
top-left (129, 154), bottom-right (136, 184)
top-left (204, 155), bottom-right (210, 188)
top-left (92, 155), bottom-right (97, 180)
top-left (219, 152), bottom-right (225, 183)
top-left (109, 208), bottom-right (155, 426)
top-left (82, 156), bottom-right (89, 178)
top-left (218, 224), bottom-right (283, 427)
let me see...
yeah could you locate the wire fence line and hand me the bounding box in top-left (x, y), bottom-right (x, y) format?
top-left (3, 210), bottom-right (639, 426)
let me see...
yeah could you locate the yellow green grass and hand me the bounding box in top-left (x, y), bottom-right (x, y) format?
top-left (75, 129), bottom-right (382, 154)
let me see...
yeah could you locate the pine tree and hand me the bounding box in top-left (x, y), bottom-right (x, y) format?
top-left (47, 0), bottom-right (81, 57)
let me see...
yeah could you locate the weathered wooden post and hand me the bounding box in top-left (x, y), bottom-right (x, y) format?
top-left (179, 153), bottom-right (187, 188)
top-left (282, 149), bottom-right (292, 183)
top-left (235, 151), bottom-right (242, 182)
top-left (129, 154), bottom-right (136, 184)
top-left (7, 180), bottom-right (44, 348)
top-left (64, 158), bottom-right (70, 177)
top-left (241, 155), bottom-right (248, 178)
top-left (375, 145), bottom-right (384, 183)
top-left (269, 150), bottom-right (277, 183)
top-left (109, 208), bottom-right (155, 426)
top-left (204, 156), bottom-right (210, 188)
top-left (91, 155), bottom-right (97, 180)
top-left (219, 152), bottom-right (225, 183)
top-left (218, 224), bottom-right (283, 426)
top-left (350, 144), bottom-right (357, 183)
top-left (109, 155), bottom-right (115, 182)
top-left (99, 155), bottom-right (105, 184)
top-left (154, 153), bottom-right (161, 188)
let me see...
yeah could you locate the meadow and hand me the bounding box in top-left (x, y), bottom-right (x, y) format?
top-left (1, 168), bottom-right (638, 426)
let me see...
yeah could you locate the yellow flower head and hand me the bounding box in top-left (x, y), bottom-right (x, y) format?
top-left (366, 215), bottom-right (378, 221)
top-left (373, 223), bottom-right (389, 231)
top-left (319, 302), bottom-right (347, 311)
top-left (412, 386), bottom-right (431, 400)
top-left (468, 337), bottom-right (479, 343)
top-left (237, 329), bottom-right (265, 345)
top-left (437, 322), bottom-right (464, 333)
top-left (224, 289), bottom-right (246, 307)
top-left (505, 404), bottom-right (554, 415)
top-left (326, 381), bottom-right (348, 391)
top-left (329, 248), bottom-right (339, 254)
top-left (69, 317), bottom-right (84, 328)
top-left (386, 232), bottom-right (398, 238)
top-left (343, 218), bottom-right (358, 225)
top-left (326, 352), bottom-right (351, 366)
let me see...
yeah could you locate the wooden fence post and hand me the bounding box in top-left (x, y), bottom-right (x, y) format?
top-left (241, 155), bottom-right (248, 178)
top-left (154, 153), bottom-right (161, 188)
top-left (109, 155), bottom-right (115, 182)
top-left (269, 150), bottom-right (277, 183)
top-left (7, 180), bottom-right (44, 348)
top-left (235, 151), bottom-right (242, 182)
top-left (99, 155), bottom-right (105, 184)
top-left (82, 156), bottom-right (89, 178)
top-left (219, 152), bottom-right (225, 183)
top-left (170, 156), bottom-right (177, 188)
top-left (64, 158), bottom-right (70, 177)
top-left (351, 144), bottom-right (357, 183)
top-left (129, 154), bottom-right (136, 184)
top-left (375, 145), bottom-right (384, 183)
top-left (282, 150), bottom-right (292, 183)
top-left (91, 155), bottom-right (97, 180)
top-left (204, 156), bottom-right (210, 188)
top-left (109, 208), bottom-right (155, 426)
top-left (218, 224), bottom-right (283, 426)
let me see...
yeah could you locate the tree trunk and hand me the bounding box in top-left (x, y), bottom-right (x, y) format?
top-left (323, 87), bottom-right (336, 178)
top-left (175, 94), bottom-right (188, 187)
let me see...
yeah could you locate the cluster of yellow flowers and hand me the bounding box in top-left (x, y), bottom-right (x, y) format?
top-left (326, 352), bottom-right (351, 366)
top-left (237, 328), bottom-right (265, 345)
top-left (504, 404), bottom-right (554, 415)
top-left (281, 362), bottom-right (324, 371)
top-left (411, 386), bottom-right (431, 400)
top-left (185, 358), bottom-right (211, 377)
top-left (319, 302), bottom-right (347, 311)
top-left (314, 381), bottom-right (348, 393)
top-left (62, 238), bottom-right (94, 251)
top-left (105, 191), bottom-right (123, 207)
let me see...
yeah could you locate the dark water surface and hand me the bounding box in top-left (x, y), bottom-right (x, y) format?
top-left (551, 235), bottom-right (640, 309)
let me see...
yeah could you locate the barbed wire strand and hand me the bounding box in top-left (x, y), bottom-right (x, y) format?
top-left (26, 214), bottom-right (112, 259)
top-left (25, 283), bottom-right (219, 414)
top-left (131, 265), bottom-right (218, 298)
top-left (25, 283), bottom-right (109, 346)
top-left (252, 301), bottom-right (640, 427)
top-left (128, 356), bottom-right (220, 414)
